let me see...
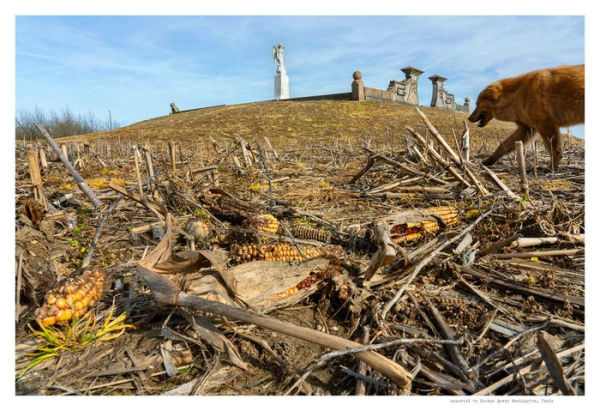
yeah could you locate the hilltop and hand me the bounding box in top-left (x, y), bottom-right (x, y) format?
top-left (65, 100), bottom-right (525, 152)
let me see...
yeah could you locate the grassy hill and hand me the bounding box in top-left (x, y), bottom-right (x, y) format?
top-left (66, 100), bottom-right (522, 151)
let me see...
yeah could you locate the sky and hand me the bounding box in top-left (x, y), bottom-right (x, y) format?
top-left (16, 15), bottom-right (585, 136)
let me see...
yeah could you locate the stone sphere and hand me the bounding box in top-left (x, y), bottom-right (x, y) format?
top-left (353, 71), bottom-right (362, 80)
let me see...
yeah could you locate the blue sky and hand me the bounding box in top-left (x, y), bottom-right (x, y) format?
top-left (16, 15), bottom-right (584, 136)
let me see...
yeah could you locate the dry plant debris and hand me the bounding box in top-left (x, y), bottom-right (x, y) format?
top-left (15, 100), bottom-right (584, 395)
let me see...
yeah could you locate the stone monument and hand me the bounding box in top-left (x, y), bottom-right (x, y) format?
top-left (429, 74), bottom-right (470, 112)
top-left (387, 66), bottom-right (423, 105)
top-left (272, 44), bottom-right (289, 100)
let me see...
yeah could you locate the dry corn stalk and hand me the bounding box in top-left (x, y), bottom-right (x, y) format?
top-left (200, 188), bottom-right (260, 223)
top-left (147, 249), bottom-right (341, 313)
top-left (35, 269), bottom-right (106, 326)
top-left (390, 206), bottom-right (459, 244)
top-left (243, 214), bottom-right (280, 234)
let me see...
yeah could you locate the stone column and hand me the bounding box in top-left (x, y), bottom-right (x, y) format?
top-left (351, 71), bottom-right (365, 101)
top-left (429, 75), bottom-right (448, 108)
top-left (274, 71), bottom-right (289, 100)
top-left (400, 66), bottom-right (423, 105)
top-left (464, 97), bottom-right (471, 112)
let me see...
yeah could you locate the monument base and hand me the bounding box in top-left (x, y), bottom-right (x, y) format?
top-left (274, 72), bottom-right (289, 100)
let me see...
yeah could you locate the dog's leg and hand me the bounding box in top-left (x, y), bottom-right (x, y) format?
top-left (483, 124), bottom-right (535, 166)
top-left (539, 126), bottom-right (562, 170)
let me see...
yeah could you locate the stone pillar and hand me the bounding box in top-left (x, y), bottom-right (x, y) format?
top-left (275, 72), bottom-right (289, 100)
top-left (464, 97), bottom-right (471, 112)
top-left (386, 66), bottom-right (423, 105)
top-left (429, 75), bottom-right (448, 108)
top-left (400, 66), bottom-right (423, 105)
top-left (351, 71), bottom-right (365, 101)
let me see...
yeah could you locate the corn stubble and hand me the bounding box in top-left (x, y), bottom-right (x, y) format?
top-left (20, 304), bottom-right (133, 378)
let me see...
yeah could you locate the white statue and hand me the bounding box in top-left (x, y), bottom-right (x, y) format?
top-left (272, 43), bottom-right (286, 74)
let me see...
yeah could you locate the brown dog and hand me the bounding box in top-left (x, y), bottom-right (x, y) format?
top-left (469, 64), bottom-right (584, 169)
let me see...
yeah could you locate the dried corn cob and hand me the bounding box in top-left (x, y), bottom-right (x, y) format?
top-left (243, 214), bottom-right (280, 234)
top-left (231, 242), bottom-right (322, 264)
top-left (289, 224), bottom-right (332, 243)
top-left (273, 261), bottom-right (340, 297)
top-left (35, 269), bottom-right (106, 326)
top-left (390, 206), bottom-right (459, 244)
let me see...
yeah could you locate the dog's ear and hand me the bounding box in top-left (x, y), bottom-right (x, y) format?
top-left (484, 83), bottom-right (502, 102)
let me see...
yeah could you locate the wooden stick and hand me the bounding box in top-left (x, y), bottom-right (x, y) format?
top-left (60, 143), bottom-right (69, 162)
top-left (536, 332), bottom-right (576, 395)
top-left (512, 237), bottom-right (559, 248)
top-left (405, 126), bottom-right (471, 188)
top-left (479, 233), bottom-right (521, 256)
top-left (355, 325), bottom-right (370, 395)
top-left (190, 165), bottom-right (218, 174)
top-left (422, 295), bottom-right (472, 381)
top-left (232, 156), bottom-right (245, 174)
top-left (459, 265), bottom-right (584, 307)
top-left (474, 343), bottom-right (584, 395)
top-left (168, 141), bottom-right (176, 172)
top-left (26, 148), bottom-right (45, 207)
top-left (81, 196), bottom-right (123, 269)
top-left (365, 149), bottom-right (449, 185)
top-left (16, 253), bottom-right (23, 323)
top-left (132, 146), bottom-right (145, 201)
top-left (349, 154), bottom-right (376, 184)
top-left (490, 248), bottom-right (584, 259)
top-left (532, 140), bottom-right (538, 178)
top-left (462, 164), bottom-right (489, 195)
top-left (35, 124), bottom-right (103, 209)
top-left (75, 142), bottom-right (82, 168)
top-left (363, 220), bottom-right (398, 281)
top-left (142, 145), bottom-right (155, 182)
top-left (414, 106), bottom-right (462, 166)
top-left (258, 145), bottom-right (274, 205)
top-left (481, 164), bottom-right (519, 200)
top-left (461, 120), bottom-right (470, 163)
top-left (234, 135), bottom-right (252, 167)
top-left (38, 145), bottom-right (48, 169)
top-left (515, 140), bottom-right (529, 199)
top-left (137, 266), bottom-right (413, 388)
top-left (263, 136), bottom-right (279, 159)
top-left (451, 129), bottom-right (463, 166)
top-left (108, 182), bottom-right (167, 215)
top-left (411, 145), bottom-right (429, 165)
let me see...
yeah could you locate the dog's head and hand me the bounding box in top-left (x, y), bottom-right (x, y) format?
top-left (468, 82), bottom-right (502, 128)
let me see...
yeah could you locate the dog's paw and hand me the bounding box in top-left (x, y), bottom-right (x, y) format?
top-left (482, 158), bottom-right (496, 166)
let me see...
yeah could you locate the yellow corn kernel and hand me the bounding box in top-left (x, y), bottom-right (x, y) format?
top-left (57, 309), bottom-right (72, 322)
